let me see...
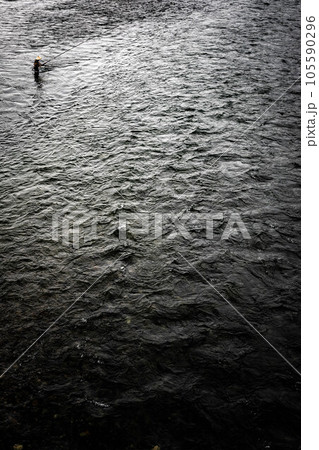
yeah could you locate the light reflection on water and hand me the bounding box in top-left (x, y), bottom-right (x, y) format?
top-left (0, 0), bottom-right (300, 448)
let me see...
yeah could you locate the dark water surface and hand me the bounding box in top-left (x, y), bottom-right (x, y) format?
top-left (0, 0), bottom-right (300, 449)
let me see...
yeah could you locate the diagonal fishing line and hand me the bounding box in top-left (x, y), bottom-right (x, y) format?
top-left (154, 75), bottom-right (301, 205)
top-left (178, 252), bottom-right (301, 376)
top-left (208, 75), bottom-right (301, 168)
top-left (1, 31), bottom-right (108, 133)
top-left (0, 255), bottom-right (123, 379)
top-left (42, 33), bottom-right (103, 65)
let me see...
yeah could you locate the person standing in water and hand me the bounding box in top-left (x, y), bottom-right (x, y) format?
top-left (33, 56), bottom-right (42, 77)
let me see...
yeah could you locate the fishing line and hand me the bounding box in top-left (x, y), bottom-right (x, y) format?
top-left (42, 33), bottom-right (103, 65)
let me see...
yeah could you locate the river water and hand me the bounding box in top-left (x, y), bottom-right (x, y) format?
top-left (0, 0), bottom-right (300, 449)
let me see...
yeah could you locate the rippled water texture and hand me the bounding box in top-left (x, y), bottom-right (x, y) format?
top-left (0, 0), bottom-right (300, 449)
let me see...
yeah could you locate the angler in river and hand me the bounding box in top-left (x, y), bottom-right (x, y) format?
top-left (33, 56), bottom-right (43, 79)
top-left (32, 35), bottom-right (99, 80)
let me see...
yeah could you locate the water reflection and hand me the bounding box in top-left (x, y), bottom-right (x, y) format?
top-left (0, 1), bottom-right (301, 449)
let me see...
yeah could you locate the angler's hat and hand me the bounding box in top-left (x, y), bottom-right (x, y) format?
top-left (36, 56), bottom-right (42, 60)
